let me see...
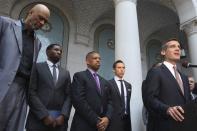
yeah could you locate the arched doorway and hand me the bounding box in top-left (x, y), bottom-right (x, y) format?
top-left (94, 24), bottom-right (115, 79)
top-left (147, 39), bottom-right (162, 68)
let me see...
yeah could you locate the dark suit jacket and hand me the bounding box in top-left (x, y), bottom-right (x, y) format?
top-left (108, 78), bottom-right (132, 131)
top-left (0, 16), bottom-right (41, 103)
top-left (144, 64), bottom-right (191, 131)
top-left (70, 69), bottom-right (113, 131)
top-left (192, 83), bottom-right (197, 95)
top-left (26, 62), bottom-right (71, 130)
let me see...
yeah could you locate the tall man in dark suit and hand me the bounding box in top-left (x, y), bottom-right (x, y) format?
top-left (26, 44), bottom-right (71, 131)
top-left (108, 60), bottom-right (132, 131)
top-left (143, 38), bottom-right (192, 131)
top-left (0, 4), bottom-right (50, 131)
top-left (70, 51), bottom-right (113, 131)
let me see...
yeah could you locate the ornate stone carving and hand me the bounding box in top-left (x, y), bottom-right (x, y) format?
top-left (181, 19), bottom-right (197, 36)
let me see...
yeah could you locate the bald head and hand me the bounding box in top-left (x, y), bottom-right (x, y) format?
top-left (25, 4), bottom-right (50, 30)
top-left (30, 4), bottom-right (50, 15)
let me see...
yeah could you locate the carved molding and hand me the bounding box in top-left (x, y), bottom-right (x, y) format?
top-left (113, 0), bottom-right (137, 5)
top-left (181, 18), bottom-right (197, 36)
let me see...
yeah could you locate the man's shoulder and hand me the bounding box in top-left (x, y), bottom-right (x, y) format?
top-left (108, 78), bottom-right (114, 82)
top-left (73, 70), bottom-right (87, 78)
top-left (147, 65), bottom-right (163, 75)
top-left (0, 16), bottom-right (16, 24)
top-left (124, 80), bottom-right (131, 84)
top-left (108, 78), bottom-right (116, 85)
top-left (36, 62), bottom-right (47, 69)
top-left (59, 66), bottom-right (70, 75)
top-left (124, 80), bottom-right (132, 87)
top-left (36, 62), bottom-right (46, 66)
top-left (74, 70), bottom-right (86, 75)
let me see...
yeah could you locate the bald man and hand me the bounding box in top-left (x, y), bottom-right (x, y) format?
top-left (0, 4), bottom-right (50, 131)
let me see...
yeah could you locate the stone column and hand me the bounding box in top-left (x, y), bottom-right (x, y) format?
top-left (113, 0), bottom-right (145, 131)
top-left (181, 20), bottom-right (197, 80)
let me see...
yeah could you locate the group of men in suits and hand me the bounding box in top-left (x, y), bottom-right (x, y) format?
top-left (70, 51), bottom-right (132, 131)
top-left (142, 38), bottom-right (194, 131)
top-left (0, 3), bottom-right (132, 130)
top-left (4, 2), bottom-right (195, 131)
top-left (25, 49), bottom-right (132, 131)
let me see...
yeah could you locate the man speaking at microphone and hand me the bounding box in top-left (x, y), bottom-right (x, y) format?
top-left (144, 38), bottom-right (192, 131)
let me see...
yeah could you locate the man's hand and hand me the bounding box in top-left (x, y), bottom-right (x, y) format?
top-left (55, 115), bottom-right (65, 126)
top-left (43, 115), bottom-right (55, 126)
top-left (97, 117), bottom-right (109, 131)
top-left (167, 106), bottom-right (184, 122)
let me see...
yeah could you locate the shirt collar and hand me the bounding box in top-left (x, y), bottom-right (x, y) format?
top-left (88, 68), bottom-right (97, 75)
top-left (47, 60), bottom-right (59, 67)
top-left (114, 75), bottom-right (124, 81)
top-left (20, 19), bottom-right (25, 31)
top-left (163, 61), bottom-right (176, 69)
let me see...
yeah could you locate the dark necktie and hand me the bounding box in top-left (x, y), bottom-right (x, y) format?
top-left (119, 80), bottom-right (125, 113)
top-left (53, 64), bottom-right (57, 84)
top-left (93, 73), bottom-right (101, 93)
top-left (173, 66), bottom-right (184, 95)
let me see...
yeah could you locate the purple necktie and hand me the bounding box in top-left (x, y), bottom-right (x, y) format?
top-left (93, 73), bottom-right (101, 93)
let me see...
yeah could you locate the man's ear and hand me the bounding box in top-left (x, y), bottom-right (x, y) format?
top-left (161, 50), bottom-right (165, 56)
top-left (86, 60), bottom-right (89, 65)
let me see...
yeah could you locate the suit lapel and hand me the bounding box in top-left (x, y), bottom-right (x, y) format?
top-left (98, 76), bottom-right (105, 96)
top-left (43, 62), bottom-right (55, 87)
top-left (124, 80), bottom-right (131, 96)
top-left (161, 64), bottom-right (185, 99)
top-left (111, 79), bottom-right (121, 99)
top-left (33, 36), bottom-right (41, 62)
top-left (13, 20), bottom-right (22, 54)
top-left (55, 66), bottom-right (64, 88)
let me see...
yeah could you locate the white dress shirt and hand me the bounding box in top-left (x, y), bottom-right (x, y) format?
top-left (46, 60), bottom-right (59, 80)
top-left (163, 61), bottom-right (182, 80)
top-left (114, 76), bottom-right (127, 112)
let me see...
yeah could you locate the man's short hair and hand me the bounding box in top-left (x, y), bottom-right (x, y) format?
top-left (113, 60), bottom-right (124, 69)
top-left (161, 38), bottom-right (179, 51)
top-left (46, 43), bottom-right (61, 52)
top-left (86, 51), bottom-right (99, 60)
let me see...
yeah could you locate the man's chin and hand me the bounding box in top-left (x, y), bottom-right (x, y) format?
top-left (93, 67), bottom-right (100, 72)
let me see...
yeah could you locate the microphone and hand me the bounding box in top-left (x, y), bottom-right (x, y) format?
top-left (182, 61), bottom-right (197, 68)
